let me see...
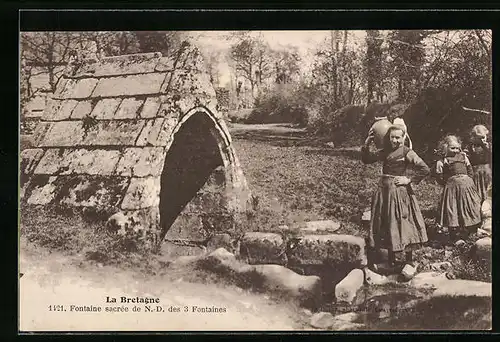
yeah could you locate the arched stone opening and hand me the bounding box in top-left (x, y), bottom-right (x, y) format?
top-left (159, 109), bottom-right (234, 242)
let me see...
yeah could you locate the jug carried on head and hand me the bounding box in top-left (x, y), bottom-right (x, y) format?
top-left (369, 116), bottom-right (392, 149)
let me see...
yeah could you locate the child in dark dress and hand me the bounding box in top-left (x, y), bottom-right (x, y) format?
top-left (362, 125), bottom-right (430, 275)
top-left (435, 134), bottom-right (482, 240)
top-left (466, 125), bottom-right (492, 203)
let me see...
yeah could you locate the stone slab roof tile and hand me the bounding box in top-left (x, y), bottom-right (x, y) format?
top-left (34, 148), bottom-right (121, 176)
top-left (140, 97), bottom-right (162, 118)
top-left (135, 118), bottom-right (166, 146)
top-left (114, 97), bottom-right (144, 119)
top-left (63, 78), bottom-right (99, 99)
top-left (82, 120), bottom-right (146, 146)
top-left (38, 121), bottom-right (86, 147)
top-left (20, 148), bottom-right (45, 175)
top-left (90, 98), bottom-right (122, 119)
top-left (42, 98), bottom-right (62, 120)
top-left (91, 73), bottom-right (167, 98)
top-left (154, 56), bottom-right (175, 72)
top-left (45, 100), bottom-right (79, 121)
top-left (93, 52), bottom-right (162, 77)
top-left (115, 147), bottom-right (165, 177)
top-left (70, 100), bottom-right (93, 119)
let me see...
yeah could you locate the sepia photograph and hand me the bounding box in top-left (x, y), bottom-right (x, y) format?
top-left (19, 28), bottom-right (492, 331)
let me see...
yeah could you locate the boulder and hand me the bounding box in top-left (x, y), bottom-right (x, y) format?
top-left (310, 312), bottom-right (335, 329)
top-left (253, 264), bottom-right (322, 306)
top-left (335, 269), bottom-right (364, 304)
top-left (474, 237), bottom-right (492, 260)
top-left (288, 234), bottom-right (367, 267)
top-left (363, 268), bottom-right (395, 286)
top-left (331, 321), bottom-right (365, 331)
top-left (239, 232), bottom-right (287, 265)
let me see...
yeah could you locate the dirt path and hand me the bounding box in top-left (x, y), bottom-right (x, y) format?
top-left (19, 241), bottom-right (310, 332)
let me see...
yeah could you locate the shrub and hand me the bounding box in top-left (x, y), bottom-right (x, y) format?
top-left (247, 83), bottom-right (313, 126)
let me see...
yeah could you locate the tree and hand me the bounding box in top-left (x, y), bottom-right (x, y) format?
top-left (387, 30), bottom-right (428, 101)
top-left (21, 32), bottom-right (75, 92)
top-left (364, 30), bottom-right (384, 104)
top-left (273, 47), bottom-right (301, 84)
top-left (229, 33), bottom-right (273, 98)
top-left (133, 31), bottom-right (183, 57)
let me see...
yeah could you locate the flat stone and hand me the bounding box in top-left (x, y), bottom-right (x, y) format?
top-left (114, 97), bottom-right (144, 119)
top-left (115, 147), bottom-right (166, 177)
top-left (240, 232), bottom-right (287, 265)
top-left (93, 53), bottom-right (161, 77)
top-left (475, 237), bottom-right (492, 260)
top-left (140, 97), bottom-right (162, 118)
top-left (335, 269), bottom-right (364, 304)
top-left (70, 100), bottom-right (93, 119)
top-left (310, 312), bottom-right (335, 329)
top-left (63, 78), bottom-right (98, 99)
top-left (26, 176), bottom-right (58, 205)
top-left (90, 98), bottom-right (122, 119)
top-left (299, 220), bottom-right (341, 233)
top-left (20, 149), bottom-right (45, 175)
top-left (33, 148), bottom-right (121, 175)
top-left (37, 121), bottom-right (86, 147)
top-left (82, 120), bottom-right (146, 146)
top-left (121, 176), bottom-right (161, 209)
top-left (135, 118), bottom-right (166, 146)
top-left (91, 73), bottom-right (167, 98)
top-left (288, 234), bottom-right (367, 267)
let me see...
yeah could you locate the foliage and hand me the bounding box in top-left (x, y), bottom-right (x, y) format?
top-left (247, 83), bottom-right (311, 126)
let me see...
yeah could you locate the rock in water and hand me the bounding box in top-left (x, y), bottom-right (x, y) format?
top-left (335, 269), bottom-right (364, 304)
top-left (310, 312), bottom-right (335, 329)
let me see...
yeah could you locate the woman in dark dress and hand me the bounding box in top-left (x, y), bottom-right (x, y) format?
top-left (361, 125), bottom-right (430, 273)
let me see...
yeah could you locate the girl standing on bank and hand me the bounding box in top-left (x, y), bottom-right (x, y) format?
top-left (362, 124), bottom-right (430, 272)
top-left (435, 134), bottom-right (481, 240)
top-left (466, 125), bottom-right (492, 203)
